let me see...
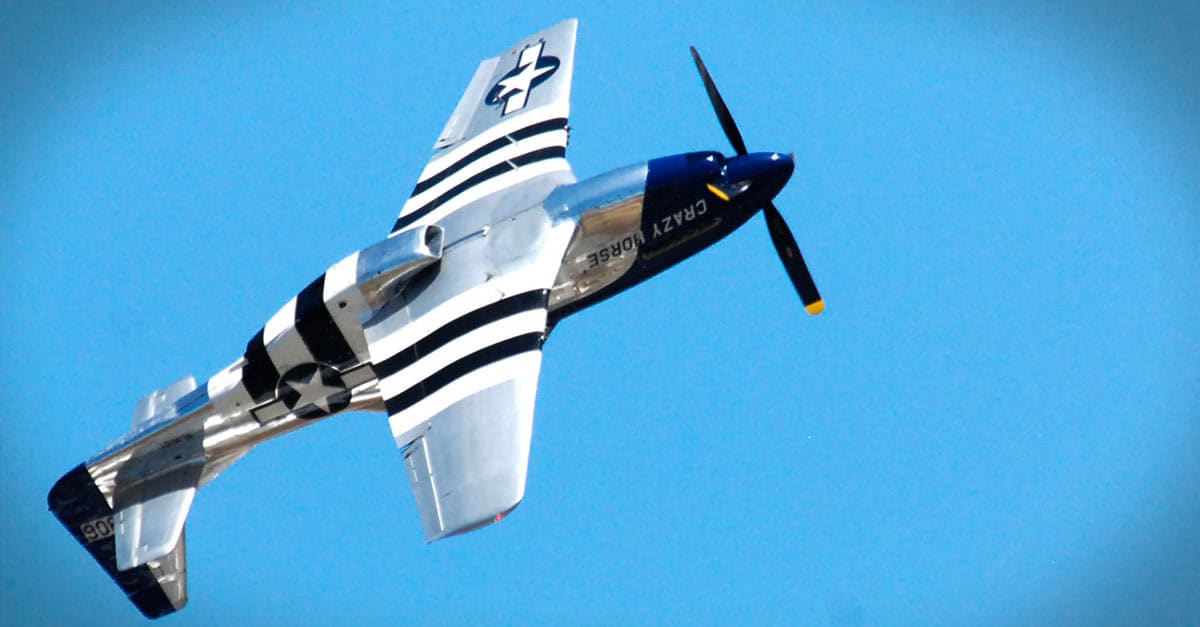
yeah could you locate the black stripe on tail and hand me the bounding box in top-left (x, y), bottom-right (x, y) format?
top-left (48, 464), bottom-right (178, 619)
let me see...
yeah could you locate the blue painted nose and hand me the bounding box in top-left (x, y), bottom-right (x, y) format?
top-left (723, 152), bottom-right (794, 203)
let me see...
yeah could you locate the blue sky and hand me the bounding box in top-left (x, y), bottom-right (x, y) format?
top-left (3, 2), bottom-right (1197, 624)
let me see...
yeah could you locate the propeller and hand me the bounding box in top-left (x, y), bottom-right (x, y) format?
top-left (689, 47), bottom-right (824, 315)
top-left (689, 47), bottom-right (748, 157)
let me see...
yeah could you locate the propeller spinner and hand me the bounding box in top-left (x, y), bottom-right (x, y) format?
top-left (689, 47), bottom-right (824, 315)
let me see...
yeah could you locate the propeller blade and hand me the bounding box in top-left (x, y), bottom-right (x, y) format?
top-left (763, 203), bottom-right (824, 315)
top-left (689, 46), bottom-right (748, 157)
top-left (690, 48), bottom-right (822, 315)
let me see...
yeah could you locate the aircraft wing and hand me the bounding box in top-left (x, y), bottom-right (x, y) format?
top-left (390, 19), bottom-right (577, 234)
top-left (367, 19), bottom-right (580, 540)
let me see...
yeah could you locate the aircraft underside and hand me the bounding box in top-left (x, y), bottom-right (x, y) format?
top-left (50, 18), bottom-right (820, 619)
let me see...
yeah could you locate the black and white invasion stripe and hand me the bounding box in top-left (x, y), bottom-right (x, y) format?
top-left (234, 269), bottom-right (372, 408)
top-left (391, 114), bottom-right (569, 234)
top-left (372, 288), bottom-right (550, 438)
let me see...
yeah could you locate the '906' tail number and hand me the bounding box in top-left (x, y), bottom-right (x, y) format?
top-left (80, 515), bottom-right (115, 543)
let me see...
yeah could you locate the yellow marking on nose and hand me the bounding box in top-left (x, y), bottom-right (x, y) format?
top-left (706, 183), bottom-right (731, 202)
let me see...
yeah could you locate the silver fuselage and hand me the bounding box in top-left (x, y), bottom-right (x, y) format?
top-left (82, 149), bottom-right (791, 508)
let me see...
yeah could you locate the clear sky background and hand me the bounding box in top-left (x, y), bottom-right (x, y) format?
top-left (3, 2), bottom-right (1197, 624)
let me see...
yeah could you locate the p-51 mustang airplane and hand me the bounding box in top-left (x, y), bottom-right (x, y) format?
top-left (49, 19), bottom-right (823, 618)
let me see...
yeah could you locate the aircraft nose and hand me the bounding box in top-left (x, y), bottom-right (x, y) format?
top-left (724, 152), bottom-right (795, 202)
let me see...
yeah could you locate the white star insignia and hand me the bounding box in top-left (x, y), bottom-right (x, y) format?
top-left (287, 369), bottom-right (342, 413)
top-left (494, 42), bottom-right (554, 115)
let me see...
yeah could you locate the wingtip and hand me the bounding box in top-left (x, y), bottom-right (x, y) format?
top-left (805, 300), bottom-right (825, 316)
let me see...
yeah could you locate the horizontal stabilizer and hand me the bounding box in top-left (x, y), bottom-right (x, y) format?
top-left (49, 464), bottom-right (189, 618)
top-left (115, 483), bottom-right (197, 571)
top-left (131, 376), bottom-right (197, 433)
top-left (113, 456), bottom-right (203, 570)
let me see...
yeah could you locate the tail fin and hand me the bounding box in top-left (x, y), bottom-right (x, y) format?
top-left (48, 464), bottom-right (188, 619)
top-left (130, 375), bottom-right (196, 435)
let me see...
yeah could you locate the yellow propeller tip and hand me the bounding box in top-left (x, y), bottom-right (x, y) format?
top-left (805, 300), bottom-right (825, 315)
top-left (705, 183), bottom-right (730, 202)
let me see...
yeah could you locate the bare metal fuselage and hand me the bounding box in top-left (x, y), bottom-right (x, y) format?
top-left (51, 147), bottom-right (793, 615)
top-left (84, 148), bottom-right (796, 505)
top-left (82, 161), bottom-right (649, 505)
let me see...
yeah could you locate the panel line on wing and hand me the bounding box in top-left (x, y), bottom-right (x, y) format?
top-left (383, 332), bottom-right (543, 415)
top-left (423, 438), bottom-right (444, 530)
top-left (366, 263), bottom-right (558, 367)
top-left (393, 147), bottom-right (568, 232)
top-left (373, 289), bottom-right (547, 379)
top-left (404, 129), bottom-right (567, 212)
top-left (417, 103), bottom-right (568, 181)
top-left (392, 158), bottom-right (571, 234)
top-left (412, 118), bottom-right (567, 196)
top-left (377, 309), bottom-right (545, 398)
top-left (387, 351), bottom-right (543, 445)
top-left (368, 286), bottom-right (499, 363)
